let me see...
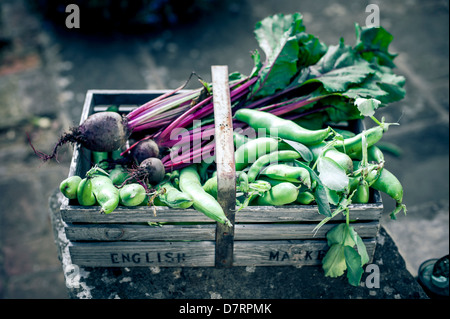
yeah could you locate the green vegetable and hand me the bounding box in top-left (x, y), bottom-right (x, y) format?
top-left (256, 182), bottom-right (299, 206)
top-left (247, 150), bottom-right (301, 182)
top-left (353, 179), bottom-right (370, 204)
top-left (334, 125), bottom-right (386, 155)
top-left (203, 176), bottom-right (218, 199)
top-left (60, 175), bottom-right (82, 200)
top-left (261, 163), bottom-right (311, 189)
top-left (92, 151), bottom-right (108, 166)
top-left (322, 223), bottom-right (369, 286)
top-left (296, 191), bottom-right (315, 205)
top-left (157, 179), bottom-right (193, 209)
top-left (234, 137), bottom-right (280, 171)
top-left (235, 109), bottom-right (331, 146)
top-left (179, 166), bottom-right (232, 226)
top-left (76, 178), bottom-right (96, 206)
top-left (119, 183), bottom-right (147, 207)
top-left (109, 166), bottom-right (129, 185)
top-left (91, 175), bottom-right (120, 214)
top-left (367, 167), bottom-right (407, 219)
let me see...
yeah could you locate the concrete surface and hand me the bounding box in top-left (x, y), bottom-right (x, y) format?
top-left (0, 0), bottom-right (448, 299)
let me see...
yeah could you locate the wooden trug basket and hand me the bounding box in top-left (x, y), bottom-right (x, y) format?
top-left (60, 67), bottom-right (382, 268)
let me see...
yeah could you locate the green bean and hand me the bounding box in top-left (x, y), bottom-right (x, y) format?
top-left (203, 175), bottom-right (218, 199)
top-left (367, 167), bottom-right (406, 218)
top-left (235, 137), bottom-right (280, 171)
top-left (353, 179), bottom-right (370, 204)
top-left (324, 149), bottom-right (354, 174)
top-left (233, 131), bottom-right (252, 149)
top-left (256, 182), bottom-right (299, 206)
top-left (119, 183), bottom-right (147, 206)
top-left (247, 150), bottom-right (301, 182)
top-left (334, 126), bottom-right (386, 155)
top-left (109, 166), bottom-right (129, 185)
top-left (157, 180), bottom-right (194, 209)
top-left (91, 175), bottom-right (120, 214)
top-left (77, 178), bottom-right (96, 206)
top-left (60, 175), bottom-right (82, 200)
top-left (234, 109), bottom-right (331, 145)
top-left (349, 145), bottom-right (385, 163)
top-left (297, 191), bottom-right (315, 205)
top-left (179, 166), bottom-right (232, 226)
top-left (261, 164), bottom-right (311, 188)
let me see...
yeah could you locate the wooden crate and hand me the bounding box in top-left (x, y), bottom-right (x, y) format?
top-left (60, 83), bottom-right (382, 268)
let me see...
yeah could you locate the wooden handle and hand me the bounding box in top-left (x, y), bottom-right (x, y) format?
top-left (211, 65), bottom-right (236, 268)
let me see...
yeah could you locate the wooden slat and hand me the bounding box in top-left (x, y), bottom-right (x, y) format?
top-left (68, 239), bottom-right (376, 267)
top-left (234, 221), bottom-right (379, 241)
top-left (60, 201), bottom-right (382, 224)
top-left (65, 224), bottom-right (216, 241)
top-left (212, 65), bottom-right (236, 268)
top-left (65, 221), bottom-right (379, 242)
top-left (233, 239), bottom-right (376, 266)
top-left (69, 241), bottom-right (216, 267)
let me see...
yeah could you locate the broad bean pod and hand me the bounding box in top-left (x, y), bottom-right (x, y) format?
top-left (247, 150), bottom-right (301, 182)
top-left (234, 109), bottom-right (331, 146)
top-left (179, 166), bottom-right (232, 226)
top-left (60, 175), bottom-right (82, 200)
top-left (235, 137), bottom-right (280, 171)
top-left (256, 182), bottom-right (299, 206)
top-left (91, 175), bottom-right (120, 214)
top-left (261, 163), bottom-right (311, 188)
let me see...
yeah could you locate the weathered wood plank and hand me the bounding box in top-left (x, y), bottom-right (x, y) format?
top-left (65, 224), bottom-right (216, 241)
top-left (234, 221), bottom-right (379, 241)
top-left (60, 202), bottom-right (382, 224)
top-left (69, 241), bottom-right (216, 267)
top-left (233, 239), bottom-right (376, 266)
top-left (68, 239), bottom-right (376, 267)
top-left (65, 221), bottom-right (379, 242)
top-left (212, 65), bottom-right (236, 268)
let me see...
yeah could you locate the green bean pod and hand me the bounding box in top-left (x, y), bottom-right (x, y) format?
top-left (296, 191), bottom-right (315, 205)
top-left (256, 182), bottom-right (299, 206)
top-left (60, 175), bottom-right (82, 200)
top-left (179, 166), bottom-right (232, 226)
top-left (261, 164), bottom-right (311, 188)
top-left (353, 179), bottom-right (370, 204)
top-left (91, 175), bottom-right (120, 214)
top-left (349, 145), bottom-right (385, 163)
top-left (233, 132), bottom-right (252, 149)
top-left (109, 166), bottom-right (129, 185)
top-left (235, 137), bottom-right (280, 171)
top-left (77, 178), bottom-right (96, 206)
top-left (247, 150), bottom-right (301, 182)
top-left (334, 125), bottom-right (386, 155)
top-left (367, 168), bottom-right (403, 203)
top-left (234, 108), bottom-right (331, 146)
top-left (119, 183), bottom-right (147, 206)
top-left (157, 180), bottom-right (193, 209)
top-left (203, 176), bottom-right (218, 198)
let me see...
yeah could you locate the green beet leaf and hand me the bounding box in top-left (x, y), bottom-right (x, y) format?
top-left (322, 244), bottom-right (347, 278)
top-left (344, 246), bottom-right (364, 286)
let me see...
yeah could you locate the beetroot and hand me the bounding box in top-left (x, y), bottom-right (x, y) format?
top-left (131, 139), bottom-right (160, 164)
top-left (33, 112), bottom-right (131, 161)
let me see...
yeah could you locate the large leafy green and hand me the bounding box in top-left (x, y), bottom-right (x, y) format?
top-left (247, 15), bottom-right (406, 123)
top-left (252, 13), bottom-right (326, 98)
top-left (322, 223), bottom-right (369, 286)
